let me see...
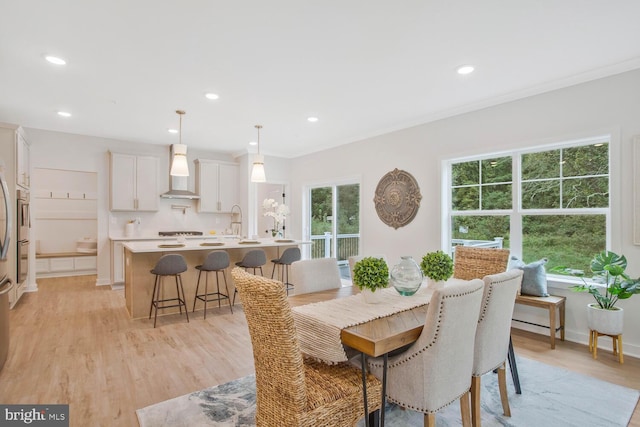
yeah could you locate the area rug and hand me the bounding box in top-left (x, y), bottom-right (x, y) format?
top-left (136, 357), bottom-right (639, 427)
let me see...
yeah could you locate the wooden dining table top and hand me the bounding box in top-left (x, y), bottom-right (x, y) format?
top-left (288, 286), bottom-right (429, 358)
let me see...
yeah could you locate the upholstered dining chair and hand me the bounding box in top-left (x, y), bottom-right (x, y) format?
top-left (368, 279), bottom-right (485, 427)
top-left (452, 245), bottom-right (522, 392)
top-left (290, 258), bottom-right (343, 295)
top-left (471, 269), bottom-right (523, 427)
top-left (452, 246), bottom-right (510, 280)
top-left (231, 267), bottom-right (382, 426)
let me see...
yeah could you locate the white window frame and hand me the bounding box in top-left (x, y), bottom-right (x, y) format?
top-left (441, 134), bottom-right (612, 267)
top-left (301, 176), bottom-right (361, 260)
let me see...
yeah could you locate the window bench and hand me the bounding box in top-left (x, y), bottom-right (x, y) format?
top-left (513, 294), bottom-right (566, 349)
top-left (36, 252), bottom-right (97, 278)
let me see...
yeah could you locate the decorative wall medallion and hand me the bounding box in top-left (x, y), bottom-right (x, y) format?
top-left (374, 168), bottom-right (422, 229)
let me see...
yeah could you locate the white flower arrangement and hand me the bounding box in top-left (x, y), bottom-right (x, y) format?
top-left (263, 198), bottom-right (289, 236)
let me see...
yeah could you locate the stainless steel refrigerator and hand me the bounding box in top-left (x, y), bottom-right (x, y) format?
top-left (0, 171), bottom-right (13, 372)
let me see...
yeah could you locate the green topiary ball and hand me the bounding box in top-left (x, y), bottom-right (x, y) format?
top-left (420, 250), bottom-right (454, 281)
top-left (353, 257), bottom-right (389, 292)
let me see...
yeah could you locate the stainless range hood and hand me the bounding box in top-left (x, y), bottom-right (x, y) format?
top-left (160, 145), bottom-right (199, 199)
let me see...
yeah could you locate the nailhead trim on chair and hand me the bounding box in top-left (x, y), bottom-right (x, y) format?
top-left (369, 284), bottom-right (484, 369)
top-left (367, 282), bottom-right (484, 414)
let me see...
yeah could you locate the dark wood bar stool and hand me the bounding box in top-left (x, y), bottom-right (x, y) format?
top-left (193, 251), bottom-right (233, 318)
top-left (270, 247), bottom-right (301, 295)
top-left (149, 254), bottom-right (189, 328)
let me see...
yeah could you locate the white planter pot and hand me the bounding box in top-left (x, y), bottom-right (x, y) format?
top-left (427, 278), bottom-right (446, 290)
top-left (361, 288), bottom-right (384, 304)
top-left (586, 303), bottom-right (624, 335)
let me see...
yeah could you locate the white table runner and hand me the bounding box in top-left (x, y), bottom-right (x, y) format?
top-left (291, 286), bottom-right (434, 363)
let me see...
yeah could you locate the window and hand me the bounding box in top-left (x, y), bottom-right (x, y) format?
top-left (445, 137), bottom-right (610, 274)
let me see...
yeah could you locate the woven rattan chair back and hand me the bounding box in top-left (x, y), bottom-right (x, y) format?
top-left (232, 267), bottom-right (306, 423)
top-left (453, 246), bottom-right (510, 280)
top-left (232, 267), bottom-right (382, 426)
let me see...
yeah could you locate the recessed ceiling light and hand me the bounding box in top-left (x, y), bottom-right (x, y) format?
top-left (205, 93), bottom-right (219, 100)
top-left (456, 65), bottom-right (475, 75)
top-left (45, 55), bottom-right (67, 65)
top-left (168, 129), bottom-right (178, 134)
top-left (307, 116), bottom-right (319, 122)
top-left (249, 141), bottom-right (257, 146)
top-left (57, 111), bottom-right (71, 117)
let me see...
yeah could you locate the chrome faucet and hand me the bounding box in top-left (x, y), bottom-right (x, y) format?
top-left (230, 205), bottom-right (243, 236)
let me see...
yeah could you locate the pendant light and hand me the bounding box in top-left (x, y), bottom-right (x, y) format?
top-left (251, 124), bottom-right (266, 182)
top-left (170, 110), bottom-right (189, 177)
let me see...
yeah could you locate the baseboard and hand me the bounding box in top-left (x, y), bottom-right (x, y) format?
top-left (512, 323), bottom-right (640, 359)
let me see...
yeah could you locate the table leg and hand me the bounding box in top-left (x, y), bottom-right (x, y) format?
top-left (559, 301), bottom-right (565, 341)
top-left (549, 305), bottom-right (556, 349)
top-left (507, 336), bottom-right (521, 394)
top-left (361, 352), bottom-right (369, 427)
top-left (381, 353), bottom-right (388, 427)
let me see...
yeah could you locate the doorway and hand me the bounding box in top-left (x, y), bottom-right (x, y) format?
top-left (256, 183), bottom-right (286, 239)
top-left (307, 182), bottom-right (360, 277)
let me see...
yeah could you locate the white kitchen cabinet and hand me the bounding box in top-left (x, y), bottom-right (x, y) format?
top-left (109, 152), bottom-right (159, 211)
top-left (195, 159), bottom-right (239, 213)
top-left (16, 130), bottom-right (30, 189)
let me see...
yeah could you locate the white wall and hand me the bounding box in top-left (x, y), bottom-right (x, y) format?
top-left (289, 68), bottom-right (640, 357)
top-left (26, 129), bottom-right (243, 286)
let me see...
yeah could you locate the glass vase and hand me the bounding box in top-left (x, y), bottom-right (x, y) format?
top-left (391, 256), bottom-right (423, 296)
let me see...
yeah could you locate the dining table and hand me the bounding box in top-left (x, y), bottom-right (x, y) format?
top-left (289, 284), bottom-right (434, 427)
top-left (288, 283), bottom-right (522, 427)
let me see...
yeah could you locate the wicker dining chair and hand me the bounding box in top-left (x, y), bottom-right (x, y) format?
top-left (471, 270), bottom-right (523, 427)
top-left (453, 246), bottom-right (510, 281)
top-left (231, 267), bottom-right (381, 426)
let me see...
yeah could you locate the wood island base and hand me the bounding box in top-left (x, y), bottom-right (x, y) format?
top-left (124, 242), bottom-right (299, 319)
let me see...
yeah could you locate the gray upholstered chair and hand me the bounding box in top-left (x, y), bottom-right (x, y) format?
top-left (368, 279), bottom-right (485, 426)
top-left (149, 254), bottom-right (189, 328)
top-left (290, 258), bottom-right (342, 295)
top-left (471, 269), bottom-right (523, 427)
top-left (270, 247), bottom-right (302, 295)
top-left (231, 267), bottom-right (382, 426)
top-left (193, 250), bottom-right (233, 318)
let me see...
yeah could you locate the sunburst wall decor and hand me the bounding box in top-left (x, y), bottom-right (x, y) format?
top-left (374, 168), bottom-right (422, 229)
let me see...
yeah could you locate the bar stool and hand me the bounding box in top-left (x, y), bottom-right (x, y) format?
top-left (235, 250), bottom-right (266, 275)
top-left (193, 251), bottom-right (233, 318)
top-left (149, 254), bottom-right (189, 328)
top-left (270, 247), bottom-right (301, 295)
top-left (234, 249), bottom-right (266, 304)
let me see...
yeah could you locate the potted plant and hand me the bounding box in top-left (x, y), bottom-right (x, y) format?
top-left (352, 257), bottom-right (389, 304)
top-left (420, 250), bottom-right (454, 289)
top-left (552, 250), bottom-right (640, 335)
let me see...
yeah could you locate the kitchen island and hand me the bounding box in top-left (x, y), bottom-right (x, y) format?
top-left (123, 238), bottom-right (308, 319)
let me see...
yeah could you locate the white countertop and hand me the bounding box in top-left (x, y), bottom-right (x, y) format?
top-left (109, 234), bottom-right (239, 241)
top-left (122, 238), bottom-right (309, 253)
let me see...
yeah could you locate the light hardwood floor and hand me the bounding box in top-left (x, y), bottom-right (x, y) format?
top-left (0, 275), bottom-right (638, 426)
